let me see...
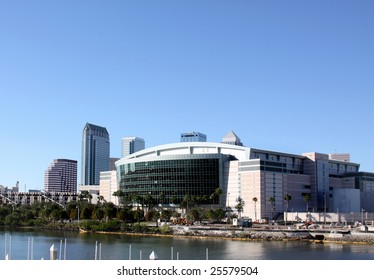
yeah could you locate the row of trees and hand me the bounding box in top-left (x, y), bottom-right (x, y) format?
top-left (85, 189), bottom-right (314, 222)
top-left (91, 190), bottom-right (313, 221)
top-left (0, 199), bottom-right (235, 228)
top-left (0, 200), bottom-right (121, 227)
top-left (0, 187), bottom-right (231, 227)
top-left (112, 188), bottom-right (224, 208)
top-left (0, 188), bottom-right (313, 227)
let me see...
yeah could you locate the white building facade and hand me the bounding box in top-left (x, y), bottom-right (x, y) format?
top-left (99, 171), bottom-right (119, 205)
top-left (116, 140), bottom-right (373, 221)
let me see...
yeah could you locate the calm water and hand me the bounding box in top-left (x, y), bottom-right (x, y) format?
top-left (1, 229), bottom-right (374, 260)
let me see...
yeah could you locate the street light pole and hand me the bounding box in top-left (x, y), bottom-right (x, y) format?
top-left (227, 193), bottom-right (230, 224)
top-left (76, 206), bottom-right (80, 225)
top-left (361, 208), bottom-right (364, 224)
top-left (323, 192), bottom-right (326, 225)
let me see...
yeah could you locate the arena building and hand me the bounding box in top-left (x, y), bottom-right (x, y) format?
top-left (116, 138), bottom-right (374, 221)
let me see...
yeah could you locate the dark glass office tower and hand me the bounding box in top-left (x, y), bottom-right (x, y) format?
top-left (81, 123), bottom-right (110, 185)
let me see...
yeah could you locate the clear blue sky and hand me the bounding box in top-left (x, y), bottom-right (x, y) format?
top-left (1, 1), bottom-right (373, 190)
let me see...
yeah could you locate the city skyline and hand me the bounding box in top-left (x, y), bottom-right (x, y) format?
top-left (0, 1), bottom-right (373, 190)
top-left (2, 124), bottom-right (373, 191)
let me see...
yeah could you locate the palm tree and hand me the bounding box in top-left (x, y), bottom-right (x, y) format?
top-left (79, 191), bottom-right (92, 204)
top-left (97, 195), bottom-right (105, 205)
top-left (235, 197), bottom-right (245, 219)
top-left (93, 205), bottom-right (105, 221)
top-left (210, 188), bottom-right (223, 205)
top-left (103, 202), bottom-right (116, 222)
top-left (180, 194), bottom-right (195, 219)
top-left (116, 207), bottom-right (132, 225)
top-left (131, 193), bottom-right (142, 224)
top-left (158, 192), bottom-right (165, 206)
top-left (284, 194), bottom-right (292, 225)
top-left (131, 193), bottom-right (141, 209)
top-left (268, 197), bottom-right (275, 221)
top-left (303, 193), bottom-right (312, 222)
top-left (113, 190), bottom-right (124, 206)
top-left (252, 197), bottom-right (258, 222)
top-left (303, 193), bottom-right (311, 212)
top-left (144, 193), bottom-right (154, 222)
top-left (170, 195), bottom-right (178, 213)
top-left (158, 192), bottom-right (166, 223)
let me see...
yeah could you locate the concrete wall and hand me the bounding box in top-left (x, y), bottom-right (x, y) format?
top-left (285, 211), bottom-right (374, 224)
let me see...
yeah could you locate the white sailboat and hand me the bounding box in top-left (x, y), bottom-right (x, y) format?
top-left (149, 251), bottom-right (158, 260)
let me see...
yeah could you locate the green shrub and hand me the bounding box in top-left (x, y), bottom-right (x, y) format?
top-left (80, 220), bottom-right (121, 232)
top-left (159, 224), bottom-right (172, 234)
top-left (96, 220), bottom-right (121, 232)
top-left (131, 224), bottom-right (149, 233)
top-left (80, 220), bottom-right (101, 231)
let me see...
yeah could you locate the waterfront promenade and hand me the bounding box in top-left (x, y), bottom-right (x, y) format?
top-left (85, 222), bottom-right (374, 245)
top-left (172, 219), bottom-right (374, 242)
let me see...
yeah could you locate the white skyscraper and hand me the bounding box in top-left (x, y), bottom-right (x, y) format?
top-left (121, 137), bottom-right (145, 158)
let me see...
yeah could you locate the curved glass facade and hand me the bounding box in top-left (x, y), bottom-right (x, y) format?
top-left (118, 154), bottom-right (229, 204)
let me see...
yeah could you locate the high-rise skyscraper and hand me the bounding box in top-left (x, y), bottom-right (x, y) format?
top-left (121, 137), bottom-right (145, 158)
top-left (180, 131), bottom-right (207, 142)
top-left (81, 123), bottom-right (110, 185)
top-left (44, 159), bottom-right (77, 192)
